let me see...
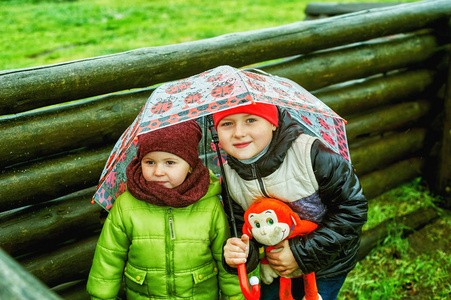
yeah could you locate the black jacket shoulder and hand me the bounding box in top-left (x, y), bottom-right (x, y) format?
top-left (289, 139), bottom-right (368, 278)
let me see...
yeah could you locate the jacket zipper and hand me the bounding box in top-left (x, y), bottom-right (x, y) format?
top-left (168, 217), bottom-right (175, 240)
top-left (251, 164), bottom-right (270, 198)
top-left (166, 208), bottom-right (175, 296)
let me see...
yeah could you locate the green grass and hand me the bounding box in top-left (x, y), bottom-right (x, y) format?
top-left (0, 0), bottom-right (414, 70)
top-left (340, 179), bottom-right (451, 299)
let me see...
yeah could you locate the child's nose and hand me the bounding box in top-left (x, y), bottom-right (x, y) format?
top-left (154, 165), bottom-right (165, 176)
top-left (233, 124), bottom-right (246, 137)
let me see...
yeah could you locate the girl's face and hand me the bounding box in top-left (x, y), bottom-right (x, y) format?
top-left (141, 151), bottom-right (191, 189)
top-left (216, 113), bottom-right (276, 160)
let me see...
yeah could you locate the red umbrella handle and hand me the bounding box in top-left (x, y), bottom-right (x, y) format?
top-left (238, 264), bottom-right (261, 300)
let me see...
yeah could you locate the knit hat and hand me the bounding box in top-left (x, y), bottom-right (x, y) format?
top-left (213, 102), bottom-right (278, 129)
top-left (137, 120), bottom-right (202, 168)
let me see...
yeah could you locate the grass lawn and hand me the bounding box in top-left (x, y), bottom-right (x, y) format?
top-left (0, 0), bottom-right (415, 70)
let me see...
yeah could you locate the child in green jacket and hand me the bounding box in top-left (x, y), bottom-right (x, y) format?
top-left (87, 120), bottom-right (243, 300)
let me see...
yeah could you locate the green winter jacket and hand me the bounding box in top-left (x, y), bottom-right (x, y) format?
top-left (87, 171), bottom-right (243, 300)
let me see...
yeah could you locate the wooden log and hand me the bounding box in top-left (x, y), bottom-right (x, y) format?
top-left (0, 187), bottom-right (102, 257)
top-left (316, 69), bottom-right (436, 117)
top-left (0, 147), bottom-right (110, 212)
top-left (346, 100), bottom-right (431, 142)
top-left (434, 53), bottom-right (451, 208)
top-left (52, 280), bottom-right (90, 300)
top-left (304, 2), bottom-right (403, 19)
top-left (357, 207), bottom-right (438, 261)
top-left (260, 32), bottom-right (440, 91)
top-left (1, 0), bottom-right (450, 114)
top-left (0, 88), bottom-right (150, 168)
top-left (359, 157), bottom-right (424, 200)
top-left (350, 128), bottom-right (426, 176)
top-left (0, 247), bottom-right (62, 299)
top-left (19, 235), bottom-right (98, 288)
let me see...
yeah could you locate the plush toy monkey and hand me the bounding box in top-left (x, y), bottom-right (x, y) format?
top-left (242, 198), bottom-right (322, 300)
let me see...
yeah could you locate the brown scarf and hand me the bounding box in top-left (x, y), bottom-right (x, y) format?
top-left (125, 156), bottom-right (210, 208)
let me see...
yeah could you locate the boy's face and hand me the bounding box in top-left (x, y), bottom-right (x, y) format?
top-left (141, 151), bottom-right (191, 189)
top-left (216, 113), bottom-right (275, 160)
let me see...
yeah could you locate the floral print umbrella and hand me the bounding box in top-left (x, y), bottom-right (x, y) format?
top-left (92, 65), bottom-right (349, 211)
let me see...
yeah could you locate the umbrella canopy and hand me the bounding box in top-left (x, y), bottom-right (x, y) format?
top-left (93, 65), bottom-right (349, 211)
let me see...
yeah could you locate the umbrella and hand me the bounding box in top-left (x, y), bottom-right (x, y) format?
top-left (92, 65), bottom-right (350, 212)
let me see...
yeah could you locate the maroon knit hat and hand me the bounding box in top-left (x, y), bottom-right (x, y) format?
top-left (137, 120), bottom-right (202, 168)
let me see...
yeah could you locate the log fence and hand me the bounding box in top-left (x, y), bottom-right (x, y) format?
top-left (0, 0), bottom-right (450, 298)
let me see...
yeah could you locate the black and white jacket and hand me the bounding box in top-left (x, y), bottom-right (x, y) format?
top-left (223, 108), bottom-right (368, 279)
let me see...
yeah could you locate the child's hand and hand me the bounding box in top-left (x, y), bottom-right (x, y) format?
top-left (266, 239), bottom-right (300, 276)
top-left (223, 234), bottom-right (250, 268)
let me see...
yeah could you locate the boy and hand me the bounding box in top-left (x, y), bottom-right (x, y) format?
top-left (214, 103), bottom-right (368, 300)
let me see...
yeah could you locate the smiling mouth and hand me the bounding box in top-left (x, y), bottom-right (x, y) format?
top-left (233, 142), bottom-right (251, 149)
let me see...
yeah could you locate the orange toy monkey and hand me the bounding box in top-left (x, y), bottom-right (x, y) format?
top-left (240, 198), bottom-right (322, 300)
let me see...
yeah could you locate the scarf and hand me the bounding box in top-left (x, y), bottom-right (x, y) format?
top-left (126, 156), bottom-right (210, 208)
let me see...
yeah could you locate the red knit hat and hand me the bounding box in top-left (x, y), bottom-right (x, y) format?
top-left (213, 102), bottom-right (278, 129)
top-left (137, 120), bottom-right (202, 168)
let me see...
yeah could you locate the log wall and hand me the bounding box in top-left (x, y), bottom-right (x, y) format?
top-left (0, 0), bottom-right (450, 298)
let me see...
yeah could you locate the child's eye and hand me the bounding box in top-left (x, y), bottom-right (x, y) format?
top-left (220, 121), bottom-right (233, 127)
top-left (145, 160), bottom-right (155, 165)
top-left (166, 161), bottom-right (175, 165)
top-left (246, 118), bottom-right (256, 123)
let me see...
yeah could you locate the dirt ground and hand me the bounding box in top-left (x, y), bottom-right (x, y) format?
top-left (399, 211), bottom-right (451, 299)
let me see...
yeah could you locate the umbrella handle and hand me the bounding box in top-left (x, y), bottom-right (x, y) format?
top-left (207, 115), bottom-right (238, 237)
top-left (238, 264), bottom-right (261, 300)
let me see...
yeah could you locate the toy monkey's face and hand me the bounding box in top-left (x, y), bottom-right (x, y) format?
top-left (247, 209), bottom-right (291, 246)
